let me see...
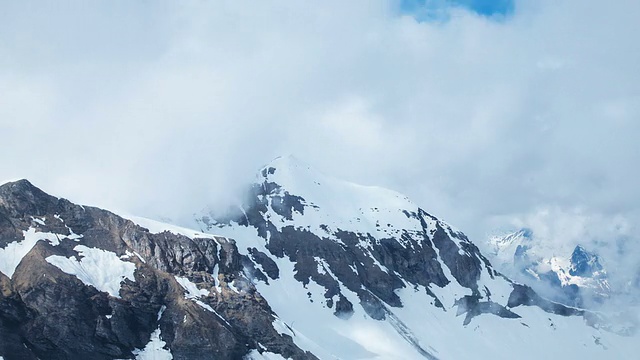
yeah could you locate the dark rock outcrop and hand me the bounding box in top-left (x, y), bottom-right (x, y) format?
top-left (0, 180), bottom-right (314, 360)
top-left (202, 164), bottom-right (517, 326)
top-left (2, 166), bottom-right (626, 359)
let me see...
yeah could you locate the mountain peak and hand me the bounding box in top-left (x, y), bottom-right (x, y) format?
top-left (0, 178), bottom-right (60, 217)
top-left (259, 154), bottom-right (317, 181)
top-left (489, 228), bottom-right (534, 257)
top-left (255, 155), bottom-right (418, 226)
top-left (0, 178), bottom-right (37, 190)
top-left (0, 167), bottom-right (632, 359)
top-left (570, 245), bottom-right (604, 277)
top-left (192, 155), bottom-right (638, 359)
top-left (267, 154), bottom-right (311, 169)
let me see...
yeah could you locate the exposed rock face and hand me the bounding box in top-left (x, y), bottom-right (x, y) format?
top-left (0, 180), bottom-right (313, 360)
top-left (197, 157), bottom-right (617, 339)
top-left (1, 159), bottom-right (636, 360)
top-left (570, 245), bottom-right (604, 278)
top-left (218, 179), bottom-right (498, 322)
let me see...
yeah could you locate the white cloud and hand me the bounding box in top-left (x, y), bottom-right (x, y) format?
top-left (0, 1), bottom-right (638, 274)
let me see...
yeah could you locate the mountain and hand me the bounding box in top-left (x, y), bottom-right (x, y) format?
top-left (0, 157), bottom-right (637, 359)
top-left (0, 179), bottom-right (309, 359)
top-left (488, 229), bottom-right (611, 308)
top-left (191, 156), bottom-right (637, 358)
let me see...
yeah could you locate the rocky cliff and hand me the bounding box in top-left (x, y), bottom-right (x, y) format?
top-left (0, 179), bottom-right (312, 360)
top-left (0, 157), bottom-right (637, 359)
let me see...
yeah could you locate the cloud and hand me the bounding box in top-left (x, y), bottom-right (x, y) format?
top-left (0, 0), bottom-right (639, 274)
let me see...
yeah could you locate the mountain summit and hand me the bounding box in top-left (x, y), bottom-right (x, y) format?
top-left (0, 164), bottom-right (637, 359)
top-left (0, 179), bottom-right (309, 359)
top-left (191, 157), bottom-right (637, 359)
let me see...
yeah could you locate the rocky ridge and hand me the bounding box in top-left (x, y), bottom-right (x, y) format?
top-left (191, 156), bottom-right (637, 359)
top-left (0, 179), bottom-right (311, 360)
top-left (0, 156), bottom-right (637, 359)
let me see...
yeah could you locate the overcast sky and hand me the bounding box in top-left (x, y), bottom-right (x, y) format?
top-left (1, 1), bottom-right (639, 276)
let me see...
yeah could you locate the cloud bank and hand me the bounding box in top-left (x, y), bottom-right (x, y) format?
top-left (1, 0), bottom-right (639, 282)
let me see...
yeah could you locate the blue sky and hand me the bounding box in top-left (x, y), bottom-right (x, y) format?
top-left (401, 0), bottom-right (515, 19)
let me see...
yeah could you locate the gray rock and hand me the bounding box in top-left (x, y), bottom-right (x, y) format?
top-left (0, 180), bottom-right (315, 360)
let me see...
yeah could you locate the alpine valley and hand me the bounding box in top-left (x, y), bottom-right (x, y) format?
top-left (0, 156), bottom-right (637, 359)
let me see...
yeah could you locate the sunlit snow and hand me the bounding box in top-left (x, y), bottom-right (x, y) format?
top-left (188, 157), bottom-right (639, 359)
top-left (46, 245), bottom-right (136, 298)
top-left (133, 306), bottom-right (173, 360)
top-left (174, 276), bottom-right (230, 326)
top-left (0, 227), bottom-right (81, 279)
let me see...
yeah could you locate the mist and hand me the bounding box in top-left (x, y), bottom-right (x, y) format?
top-left (1, 0), bottom-right (639, 309)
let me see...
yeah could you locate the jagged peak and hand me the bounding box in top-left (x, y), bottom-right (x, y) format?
top-left (256, 155), bottom-right (417, 215)
top-left (0, 178), bottom-right (52, 200)
top-left (1, 178), bottom-right (37, 190)
top-left (489, 228), bottom-right (533, 250)
top-left (572, 244), bottom-right (589, 254)
top-left (264, 154), bottom-right (311, 170)
top-left (570, 245), bottom-right (601, 265)
top-left (518, 228), bottom-right (534, 238)
top-left (259, 154), bottom-right (317, 181)
top-left (505, 228), bottom-right (534, 241)
top-left (0, 178), bottom-right (60, 216)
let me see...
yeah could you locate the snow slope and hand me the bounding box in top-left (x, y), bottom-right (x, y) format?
top-left (46, 245), bottom-right (136, 298)
top-left (0, 221), bottom-right (82, 278)
top-left (132, 306), bottom-right (173, 360)
top-left (177, 156), bottom-right (639, 359)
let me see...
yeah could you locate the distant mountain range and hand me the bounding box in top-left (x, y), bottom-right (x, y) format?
top-left (487, 228), bottom-right (612, 308)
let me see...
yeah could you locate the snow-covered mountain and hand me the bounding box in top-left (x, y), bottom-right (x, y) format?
top-left (0, 179), bottom-right (311, 360)
top-left (189, 156), bottom-right (637, 359)
top-left (488, 229), bottom-right (611, 308)
top-left (0, 156), bottom-right (638, 359)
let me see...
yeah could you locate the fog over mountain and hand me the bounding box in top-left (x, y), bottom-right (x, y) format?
top-left (0, 163), bottom-right (637, 359)
top-left (1, 0), bottom-right (639, 312)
